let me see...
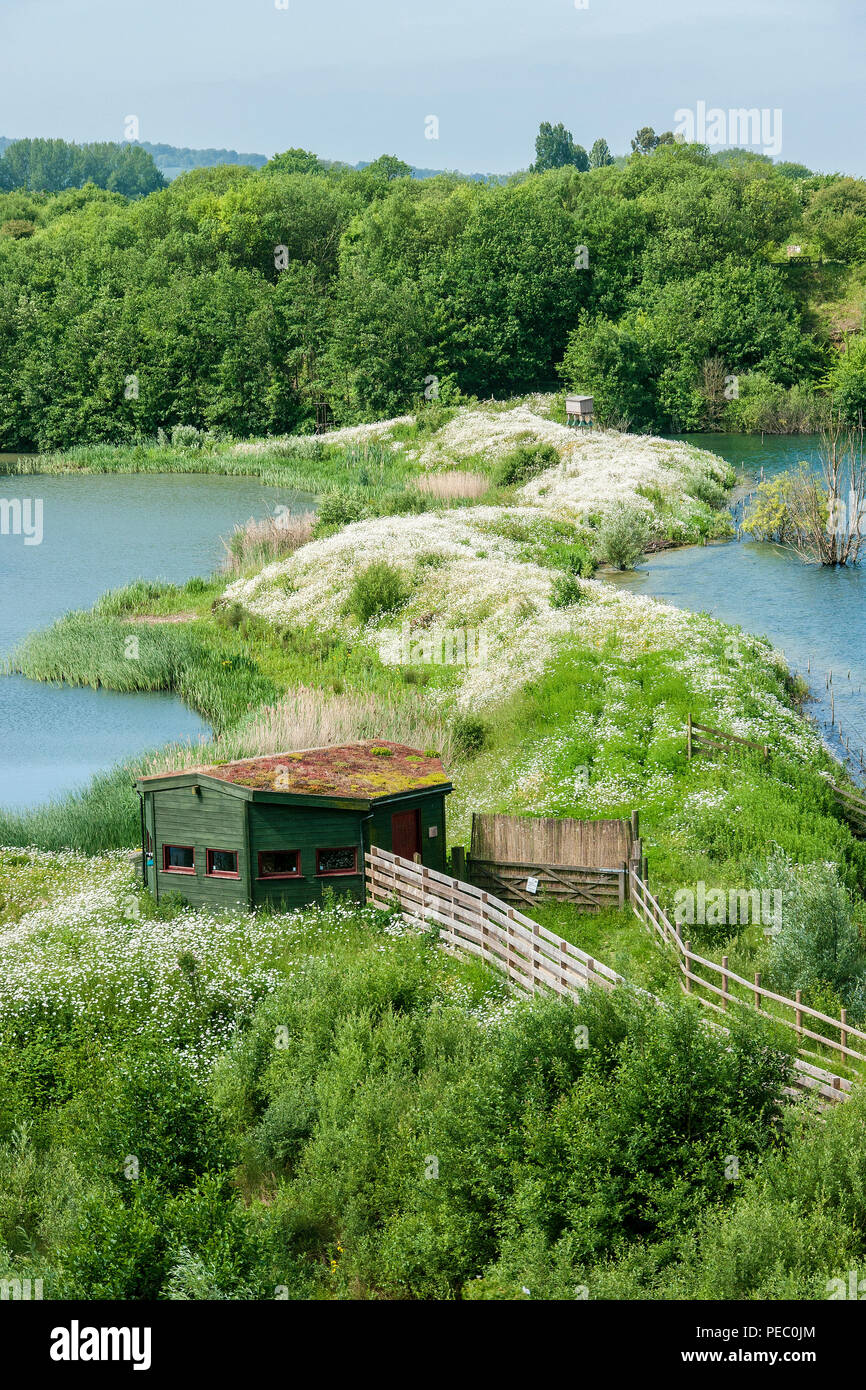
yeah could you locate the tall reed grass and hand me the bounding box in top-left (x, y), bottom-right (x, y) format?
top-left (417, 471), bottom-right (490, 501)
top-left (0, 763), bottom-right (143, 853)
top-left (222, 511), bottom-right (315, 574)
top-left (10, 614), bottom-right (278, 733)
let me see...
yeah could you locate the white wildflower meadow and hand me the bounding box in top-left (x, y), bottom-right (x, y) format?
top-left (224, 507), bottom-right (583, 712)
top-left (232, 415), bottom-right (414, 457)
top-left (223, 496), bottom-right (828, 758)
top-left (408, 404), bottom-right (574, 466)
top-left (0, 847), bottom-right (411, 1072)
top-left (519, 431), bottom-right (730, 523)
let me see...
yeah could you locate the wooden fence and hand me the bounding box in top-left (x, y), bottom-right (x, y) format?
top-left (686, 714), bottom-right (769, 760)
top-left (628, 868), bottom-right (857, 1104)
top-left (462, 810), bottom-right (644, 912)
top-left (830, 781), bottom-right (866, 834)
top-left (366, 846), bottom-right (621, 1000)
top-left (366, 847), bottom-right (854, 1106)
top-left (687, 714), bottom-right (866, 840)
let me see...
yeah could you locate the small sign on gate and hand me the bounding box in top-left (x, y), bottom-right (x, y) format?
top-left (526, 876), bottom-right (539, 894)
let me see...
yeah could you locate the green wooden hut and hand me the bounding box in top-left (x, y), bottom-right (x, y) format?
top-left (134, 741), bottom-right (452, 912)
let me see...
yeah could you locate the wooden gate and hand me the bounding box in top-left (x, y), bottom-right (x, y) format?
top-left (462, 811), bottom-right (643, 912)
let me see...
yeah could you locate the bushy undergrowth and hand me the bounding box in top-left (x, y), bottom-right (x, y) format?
top-left (348, 561), bottom-right (411, 624)
top-left (6, 882), bottom-right (844, 1303)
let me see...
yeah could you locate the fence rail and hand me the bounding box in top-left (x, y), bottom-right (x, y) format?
top-left (368, 848), bottom-right (855, 1106)
top-left (830, 781), bottom-right (866, 832)
top-left (367, 847), bottom-right (621, 1002)
top-left (628, 867), bottom-right (860, 1098)
top-left (687, 716), bottom-right (866, 839)
top-left (687, 714), bottom-right (769, 760)
top-left (468, 857), bottom-right (628, 911)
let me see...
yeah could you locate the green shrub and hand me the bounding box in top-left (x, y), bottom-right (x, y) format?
top-left (170, 424), bottom-right (204, 449)
top-left (348, 561), bottom-right (411, 624)
top-left (595, 503), bottom-right (653, 569)
top-left (314, 492), bottom-right (368, 533)
top-left (755, 850), bottom-right (866, 1014)
top-left (493, 442), bottom-right (560, 487)
top-left (550, 574), bottom-right (583, 608)
top-left (414, 402), bottom-right (456, 436)
top-left (452, 715), bottom-right (487, 756)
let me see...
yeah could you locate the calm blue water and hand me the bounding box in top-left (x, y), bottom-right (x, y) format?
top-left (611, 434), bottom-right (866, 780)
top-left (0, 473), bottom-right (313, 810)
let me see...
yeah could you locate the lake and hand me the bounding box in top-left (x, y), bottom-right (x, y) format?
top-left (0, 473), bottom-right (314, 810)
top-left (612, 434), bottom-right (866, 782)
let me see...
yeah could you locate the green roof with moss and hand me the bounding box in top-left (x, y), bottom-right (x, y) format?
top-left (141, 741), bottom-right (450, 800)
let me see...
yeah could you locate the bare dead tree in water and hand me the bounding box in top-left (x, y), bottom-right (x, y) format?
top-left (699, 356), bottom-right (729, 427)
top-left (783, 413), bottom-right (866, 565)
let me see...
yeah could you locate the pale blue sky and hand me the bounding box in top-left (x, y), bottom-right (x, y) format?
top-left (0, 0), bottom-right (862, 173)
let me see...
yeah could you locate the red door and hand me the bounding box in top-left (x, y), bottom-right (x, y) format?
top-left (391, 808), bottom-right (421, 861)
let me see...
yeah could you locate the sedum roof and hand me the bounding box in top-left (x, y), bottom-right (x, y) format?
top-left (140, 741), bottom-right (450, 800)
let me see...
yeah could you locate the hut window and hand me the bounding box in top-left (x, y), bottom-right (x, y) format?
top-left (316, 846), bottom-right (358, 876)
top-left (163, 844), bottom-right (195, 874)
top-left (206, 849), bottom-right (239, 879)
top-left (257, 849), bottom-right (301, 879)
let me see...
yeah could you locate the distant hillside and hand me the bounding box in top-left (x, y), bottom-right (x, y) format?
top-left (0, 134), bottom-right (508, 183)
top-left (135, 142), bottom-right (268, 179)
top-left (354, 160), bottom-right (504, 183)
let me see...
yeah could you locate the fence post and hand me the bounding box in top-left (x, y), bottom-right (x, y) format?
top-left (795, 990), bottom-right (802, 1042)
top-left (687, 714), bottom-right (693, 760)
top-left (754, 972), bottom-right (761, 1010)
top-left (619, 862), bottom-right (627, 909)
top-left (451, 844), bottom-right (466, 880)
top-left (684, 942), bottom-right (691, 993)
top-left (841, 1008), bottom-right (848, 1066)
top-left (721, 956), bottom-right (728, 1012)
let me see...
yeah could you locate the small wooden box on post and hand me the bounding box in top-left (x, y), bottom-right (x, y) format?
top-left (565, 395), bottom-right (594, 428)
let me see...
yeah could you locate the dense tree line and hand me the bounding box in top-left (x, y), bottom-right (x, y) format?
top-left (0, 138), bottom-right (164, 199)
top-left (0, 139), bottom-right (864, 449)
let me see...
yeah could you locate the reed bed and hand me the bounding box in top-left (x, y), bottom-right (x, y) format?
top-left (417, 470), bottom-right (490, 501)
top-left (222, 510), bottom-right (316, 574)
